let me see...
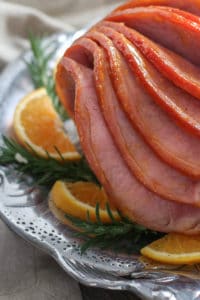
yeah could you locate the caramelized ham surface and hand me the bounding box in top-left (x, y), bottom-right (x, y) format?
top-left (102, 21), bottom-right (200, 102)
top-left (108, 6), bottom-right (200, 65)
top-left (56, 0), bottom-right (200, 234)
top-left (60, 57), bottom-right (200, 234)
top-left (75, 34), bottom-right (200, 205)
top-left (113, 0), bottom-right (200, 16)
top-left (88, 26), bottom-right (200, 178)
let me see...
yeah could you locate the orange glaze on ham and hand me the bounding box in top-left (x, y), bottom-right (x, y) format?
top-left (88, 26), bottom-right (200, 178)
top-left (56, 0), bottom-right (200, 234)
top-left (94, 23), bottom-right (200, 140)
top-left (113, 0), bottom-right (200, 18)
top-left (108, 6), bottom-right (200, 65)
top-left (101, 21), bottom-right (200, 104)
top-left (70, 35), bottom-right (200, 205)
top-left (59, 57), bottom-right (200, 234)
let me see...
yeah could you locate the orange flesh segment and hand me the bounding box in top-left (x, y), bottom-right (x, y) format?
top-left (21, 94), bottom-right (76, 154)
top-left (141, 233), bottom-right (200, 264)
top-left (50, 181), bottom-right (120, 223)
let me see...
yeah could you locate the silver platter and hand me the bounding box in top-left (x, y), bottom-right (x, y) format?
top-left (0, 31), bottom-right (200, 300)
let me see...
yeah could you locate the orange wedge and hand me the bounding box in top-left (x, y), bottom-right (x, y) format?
top-left (50, 181), bottom-right (121, 223)
top-left (13, 88), bottom-right (80, 160)
top-left (141, 233), bottom-right (200, 265)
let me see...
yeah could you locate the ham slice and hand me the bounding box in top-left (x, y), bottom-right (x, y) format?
top-left (91, 25), bottom-right (200, 178)
top-left (94, 23), bottom-right (200, 138)
top-left (113, 0), bottom-right (200, 16)
top-left (76, 34), bottom-right (200, 206)
top-left (101, 21), bottom-right (200, 103)
top-left (59, 56), bottom-right (200, 234)
top-left (107, 6), bottom-right (200, 65)
top-left (56, 61), bottom-right (75, 118)
top-left (56, 45), bottom-right (94, 118)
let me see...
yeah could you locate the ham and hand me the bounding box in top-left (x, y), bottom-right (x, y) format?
top-left (56, 59), bottom-right (76, 118)
top-left (101, 21), bottom-right (200, 103)
top-left (90, 25), bottom-right (200, 178)
top-left (55, 0), bottom-right (200, 235)
top-left (76, 34), bottom-right (200, 206)
top-left (59, 56), bottom-right (200, 234)
top-left (107, 6), bottom-right (200, 65)
top-left (94, 23), bottom-right (200, 138)
top-left (113, 0), bottom-right (200, 16)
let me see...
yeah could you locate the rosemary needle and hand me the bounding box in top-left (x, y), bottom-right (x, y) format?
top-left (26, 33), bottom-right (68, 121)
top-left (65, 206), bottom-right (164, 254)
top-left (0, 136), bottom-right (99, 187)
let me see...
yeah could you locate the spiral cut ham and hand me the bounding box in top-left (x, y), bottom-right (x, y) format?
top-left (56, 0), bottom-right (200, 234)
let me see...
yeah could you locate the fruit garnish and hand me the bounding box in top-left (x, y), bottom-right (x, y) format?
top-left (49, 180), bottom-right (162, 253)
top-left (13, 88), bottom-right (80, 160)
top-left (50, 180), bottom-right (120, 223)
top-left (141, 233), bottom-right (200, 265)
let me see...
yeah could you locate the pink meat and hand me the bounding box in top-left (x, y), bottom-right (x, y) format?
top-left (113, 0), bottom-right (200, 16)
top-left (60, 56), bottom-right (200, 234)
top-left (94, 23), bottom-right (200, 138)
top-left (56, 42), bottom-right (96, 118)
top-left (80, 33), bottom-right (200, 206)
top-left (107, 6), bottom-right (200, 65)
top-left (92, 25), bottom-right (200, 178)
top-left (101, 21), bottom-right (200, 102)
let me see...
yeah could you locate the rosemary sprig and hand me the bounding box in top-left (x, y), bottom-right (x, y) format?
top-left (0, 136), bottom-right (98, 187)
top-left (26, 33), bottom-right (68, 120)
top-left (66, 204), bottom-right (163, 254)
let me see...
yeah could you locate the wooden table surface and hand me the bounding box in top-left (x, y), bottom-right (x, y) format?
top-left (0, 219), bottom-right (141, 300)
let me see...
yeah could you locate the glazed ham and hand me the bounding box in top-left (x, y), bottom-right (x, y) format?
top-left (108, 6), bottom-right (200, 65)
top-left (73, 35), bottom-right (200, 205)
top-left (101, 21), bottom-right (200, 106)
top-left (88, 26), bottom-right (200, 178)
top-left (113, 0), bottom-right (200, 15)
top-left (56, 0), bottom-right (200, 234)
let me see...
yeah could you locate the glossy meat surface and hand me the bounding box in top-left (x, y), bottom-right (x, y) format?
top-left (56, 0), bottom-right (200, 233)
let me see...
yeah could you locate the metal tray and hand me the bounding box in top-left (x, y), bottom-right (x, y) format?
top-left (0, 31), bottom-right (200, 300)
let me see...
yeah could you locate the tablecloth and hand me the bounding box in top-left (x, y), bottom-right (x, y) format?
top-left (0, 0), bottom-right (122, 68)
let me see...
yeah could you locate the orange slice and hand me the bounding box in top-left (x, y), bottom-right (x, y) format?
top-left (141, 233), bottom-right (200, 265)
top-left (13, 88), bottom-right (80, 160)
top-left (50, 181), bottom-right (120, 223)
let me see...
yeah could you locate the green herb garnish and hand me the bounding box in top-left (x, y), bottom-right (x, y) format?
top-left (0, 136), bottom-right (98, 187)
top-left (26, 33), bottom-right (68, 120)
top-left (65, 203), bottom-right (163, 254)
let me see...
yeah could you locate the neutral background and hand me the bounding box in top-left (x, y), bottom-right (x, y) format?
top-left (0, 0), bottom-right (141, 299)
